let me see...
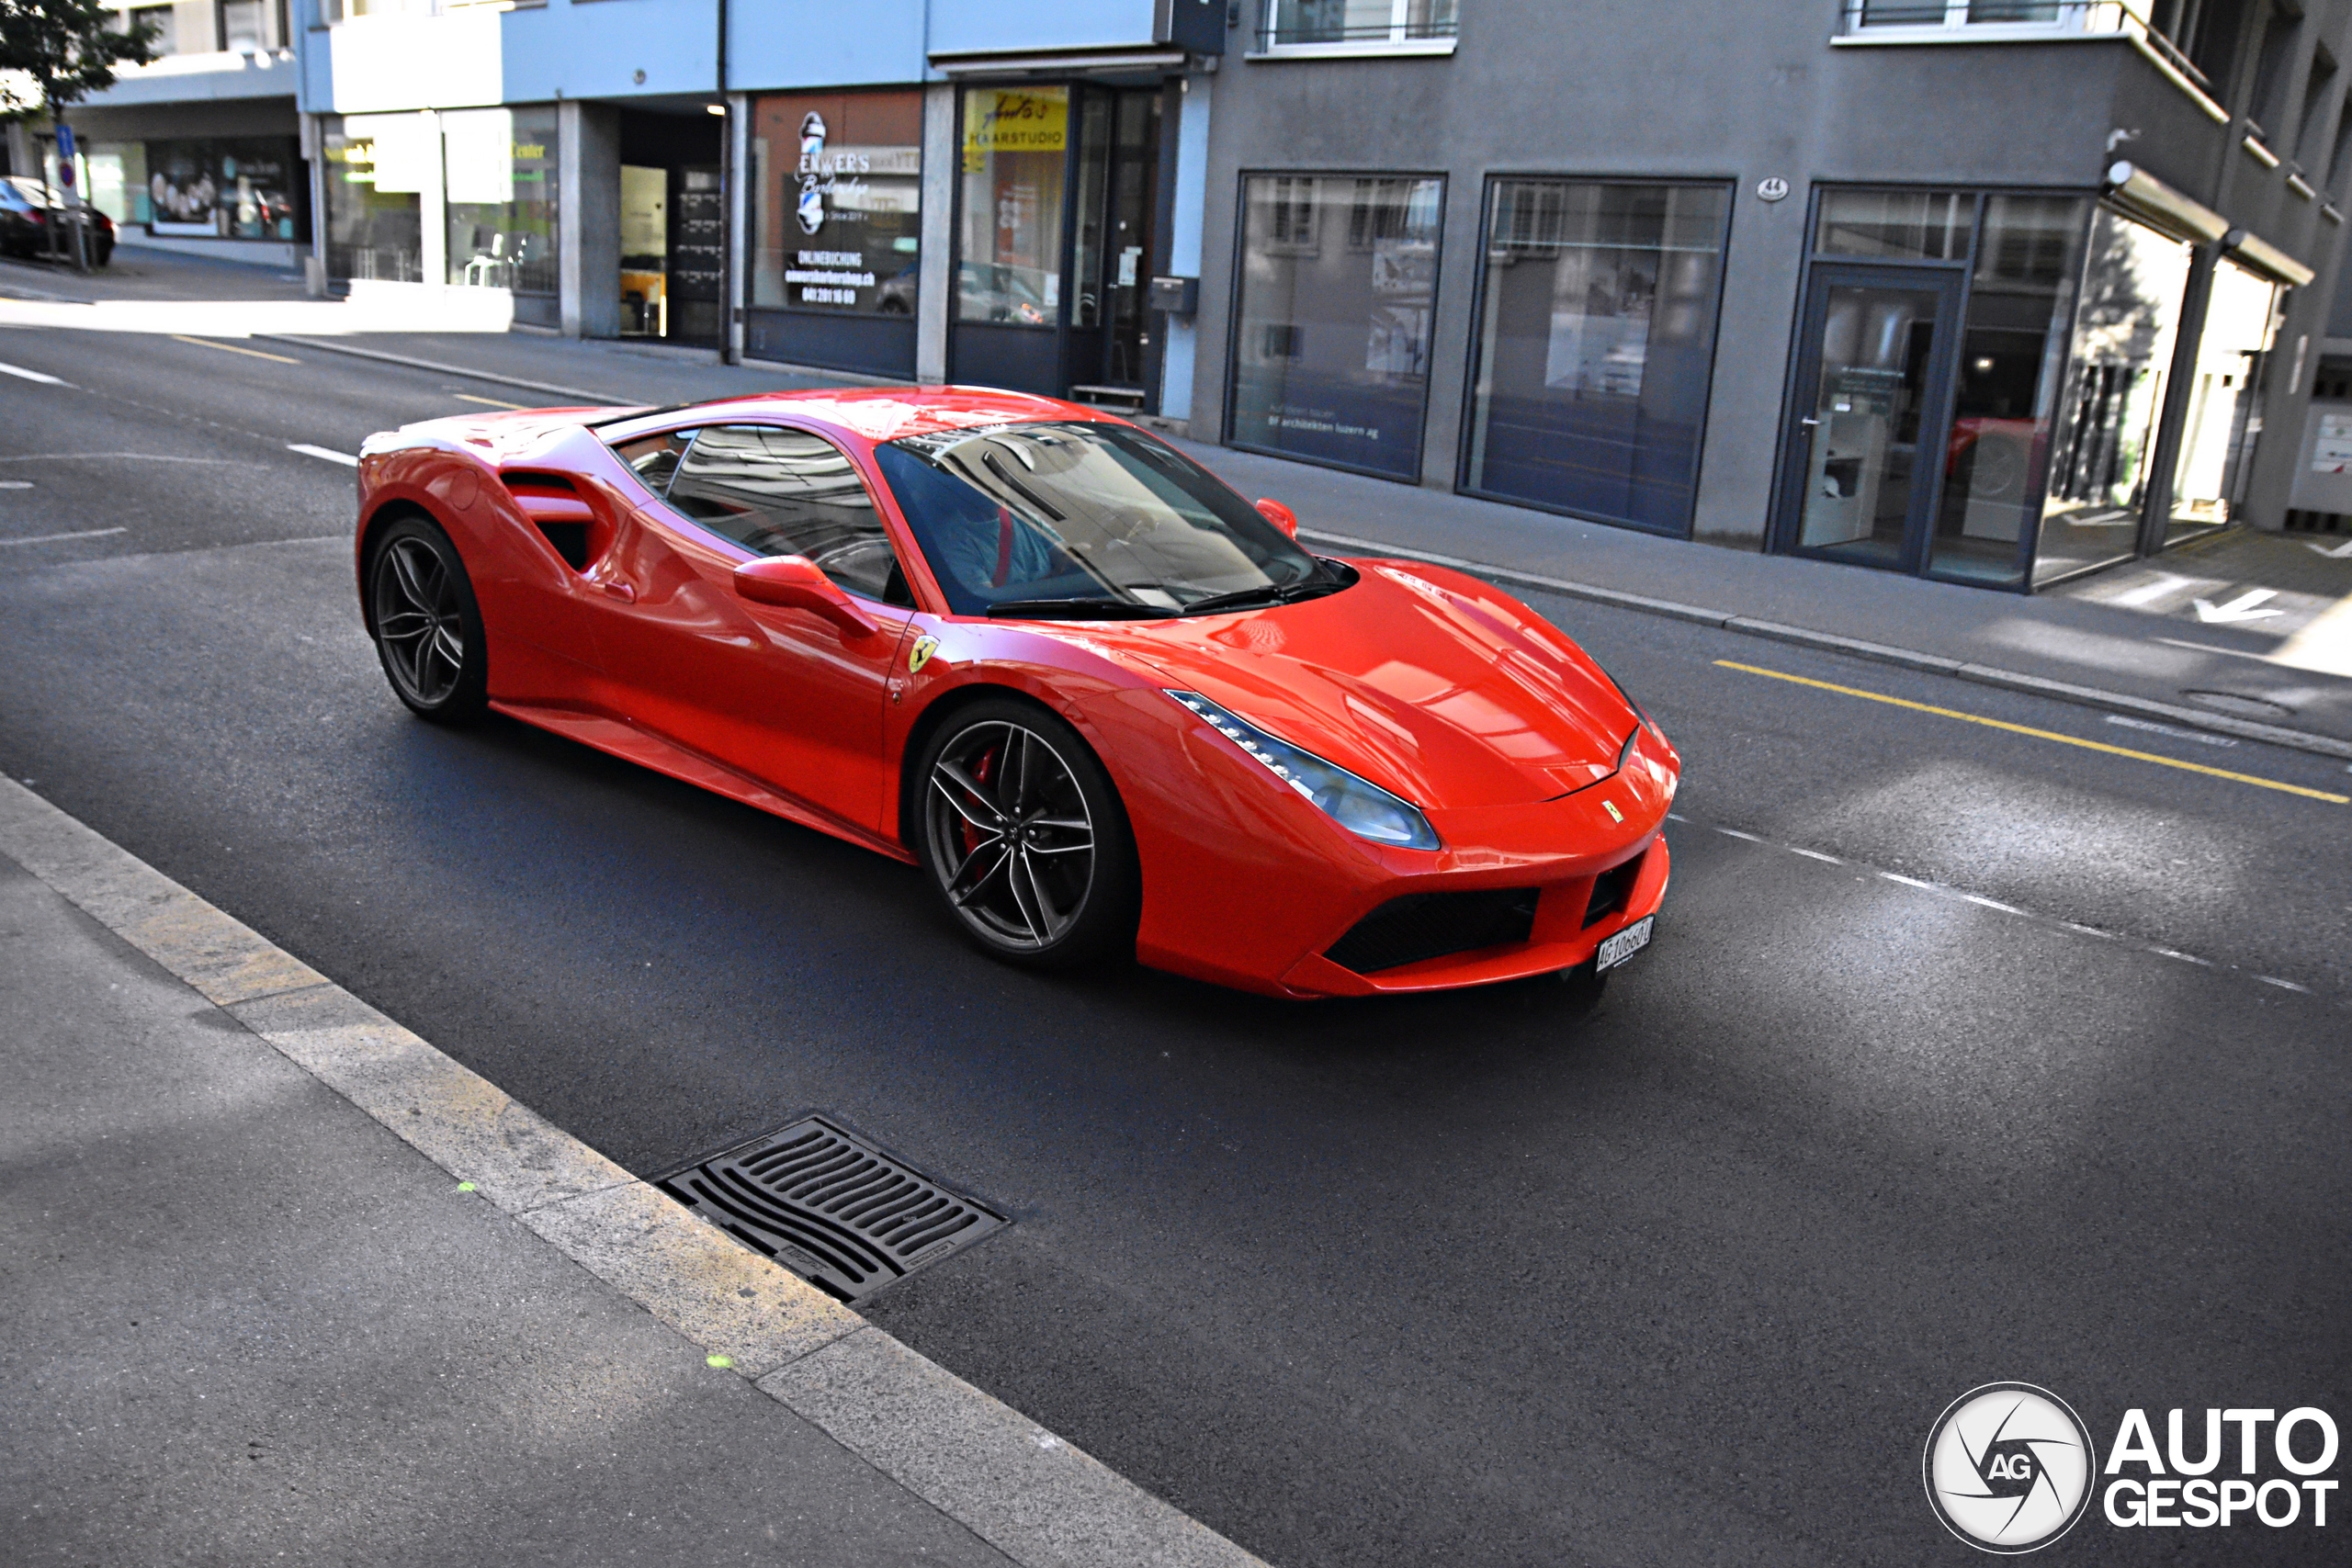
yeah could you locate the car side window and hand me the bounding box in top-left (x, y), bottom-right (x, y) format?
top-left (613, 427), bottom-right (697, 496)
top-left (664, 424), bottom-right (912, 605)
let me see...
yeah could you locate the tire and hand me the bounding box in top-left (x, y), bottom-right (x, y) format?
top-left (365, 514), bottom-right (489, 723)
top-left (913, 698), bottom-right (1140, 969)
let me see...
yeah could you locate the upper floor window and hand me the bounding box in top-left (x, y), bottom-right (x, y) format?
top-left (1258, 0), bottom-right (1458, 55)
top-left (121, 3), bottom-right (175, 55)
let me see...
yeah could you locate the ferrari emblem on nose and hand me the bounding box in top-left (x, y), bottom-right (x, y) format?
top-left (908, 635), bottom-right (940, 674)
top-left (1603, 800), bottom-right (1623, 823)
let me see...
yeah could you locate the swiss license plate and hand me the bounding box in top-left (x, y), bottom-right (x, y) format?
top-left (1595, 916), bottom-right (1655, 974)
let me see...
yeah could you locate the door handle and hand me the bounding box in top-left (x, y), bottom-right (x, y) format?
top-left (1800, 417), bottom-right (1821, 428)
top-left (602, 580), bottom-right (637, 604)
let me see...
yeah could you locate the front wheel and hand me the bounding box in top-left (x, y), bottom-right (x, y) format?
top-left (366, 515), bottom-right (489, 723)
top-left (914, 700), bottom-right (1139, 969)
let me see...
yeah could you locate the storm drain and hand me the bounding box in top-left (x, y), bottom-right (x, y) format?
top-left (655, 1117), bottom-right (1007, 1302)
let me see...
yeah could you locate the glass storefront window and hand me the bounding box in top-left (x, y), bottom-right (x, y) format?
top-left (1925, 193), bottom-right (2088, 584)
top-left (1815, 187), bottom-right (1973, 262)
top-left (1463, 179), bottom-right (1729, 535)
top-left (958, 86), bottom-right (1069, 326)
top-left (325, 115), bottom-right (427, 283)
top-left (146, 138), bottom-right (301, 241)
top-left (2035, 206), bottom-right (2193, 585)
top-left (1229, 173), bottom-right (1444, 479)
top-left (752, 91), bottom-right (922, 317)
top-left (82, 142), bottom-right (145, 225)
top-left (2167, 258), bottom-right (2279, 544)
top-left (443, 107), bottom-right (558, 299)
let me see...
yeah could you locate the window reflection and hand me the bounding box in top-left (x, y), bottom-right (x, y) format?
top-left (1230, 173), bottom-right (1444, 479)
top-left (1927, 194), bottom-right (2087, 585)
top-left (2168, 259), bottom-right (2278, 543)
top-left (958, 87), bottom-right (1068, 327)
top-left (1464, 179), bottom-right (1730, 534)
top-left (1815, 187), bottom-right (1973, 262)
top-left (2036, 207), bottom-right (2193, 585)
top-left (443, 107), bottom-right (559, 311)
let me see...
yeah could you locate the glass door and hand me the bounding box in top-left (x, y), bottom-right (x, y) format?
top-left (1778, 265), bottom-right (1963, 571)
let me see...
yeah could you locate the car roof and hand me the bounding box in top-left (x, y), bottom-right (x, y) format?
top-left (635, 386), bottom-right (1125, 446)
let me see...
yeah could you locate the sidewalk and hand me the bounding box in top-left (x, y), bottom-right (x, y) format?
top-left (0, 780), bottom-right (1261, 1568)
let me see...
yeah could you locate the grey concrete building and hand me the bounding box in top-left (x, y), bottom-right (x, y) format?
top-left (1174, 1), bottom-right (2352, 591)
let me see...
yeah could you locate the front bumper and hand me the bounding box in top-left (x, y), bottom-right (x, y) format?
top-left (1275, 837), bottom-right (1670, 998)
top-left (1081, 686), bottom-right (1679, 998)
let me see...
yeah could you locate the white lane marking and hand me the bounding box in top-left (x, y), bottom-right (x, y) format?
top-left (0, 480), bottom-right (30, 490)
top-left (2152, 636), bottom-right (2275, 663)
top-left (1958, 893), bottom-right (2027, 915)
top-left (1691, 812), bottom-right (2324, 1000)
top-left (288, 444), bottom-right (360, 467)
top-left (2109, 571), bottom-right (2194, 608)
top-left (0, 453), bottom-right (238, 465)
top-left (2105, 713), bottom-right (2238, 748)
top-left (0, 360), bottom-right (70, 386)
top-left (2193, 588), bottom-right (2282, 624)
top-left (1665, 811), bottom-right (1688, 822)
top-left (0, 527), bottom-right (128, 547)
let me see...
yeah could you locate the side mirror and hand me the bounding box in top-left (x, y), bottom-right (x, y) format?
top-left (733, 555), bottom-right (879, 637)
top-left (1254, 497), bottom-right (1299, 538)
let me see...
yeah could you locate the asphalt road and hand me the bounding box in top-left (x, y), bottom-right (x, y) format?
top-left (2, 307), bottom-right (2346, 1567)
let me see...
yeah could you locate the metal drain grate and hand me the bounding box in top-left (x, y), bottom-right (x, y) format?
top-left (655, 1118), bottom-right (1007, 1302)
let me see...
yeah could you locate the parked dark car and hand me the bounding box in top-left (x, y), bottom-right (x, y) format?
top-left (0, 179), bottom-right (115, 265)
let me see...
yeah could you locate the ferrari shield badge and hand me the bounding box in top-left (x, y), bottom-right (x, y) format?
top-left (908, 635), bottom-right (940, 674)
top-left (1603, 799), bottom-right (1624, 823)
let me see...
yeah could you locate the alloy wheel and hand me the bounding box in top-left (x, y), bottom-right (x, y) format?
top-left (923, 720), bottom-right (1097, 951)
top-left (372, 536), bottom-right (468, 707)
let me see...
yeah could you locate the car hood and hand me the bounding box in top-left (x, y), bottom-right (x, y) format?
top-left (1063, 560), bottom-right (1640, 808)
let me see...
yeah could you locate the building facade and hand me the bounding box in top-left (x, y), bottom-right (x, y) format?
top-left (10, 0), bottom-right (308, 269)
top-left (1185, 0), bottom-right (2352, 591)
top-left (34, 1), bottom-right (2352, 591)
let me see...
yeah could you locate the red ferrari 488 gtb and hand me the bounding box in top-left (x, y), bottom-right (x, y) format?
top-left (355, 388), bottom-right (1677, 998)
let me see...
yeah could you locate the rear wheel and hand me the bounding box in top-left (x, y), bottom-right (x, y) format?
top-left (914, 699), bottom-right (1138, 968)
top-left (366, 515), bottom-right (489, 723)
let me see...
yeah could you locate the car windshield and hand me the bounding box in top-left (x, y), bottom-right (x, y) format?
top-left (6, 177), bottom-right (62, 209)
top-left (874, 422), bottom-right (1334, 618)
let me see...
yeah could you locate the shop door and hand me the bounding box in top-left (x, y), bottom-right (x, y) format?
top-left (1775, 265), bottom-right (1964, 572)
top-left (1067, 89), bottom-right (1161, 406)
top-left (669, 166), bottom-right (724, 345)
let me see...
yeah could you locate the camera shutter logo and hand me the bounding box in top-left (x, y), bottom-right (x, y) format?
top-left (1924, 1383), bottom-right (2098, 1553)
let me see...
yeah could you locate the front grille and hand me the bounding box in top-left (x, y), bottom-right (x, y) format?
top-left (1326, 888), bottom-right (1540, 975)
top-left (1584, 852), bottom-right (1645, 928)
top-left (656, 1117), bottom-right (1007, 1303)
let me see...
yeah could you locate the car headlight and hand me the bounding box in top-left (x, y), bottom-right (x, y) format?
top-left (1166, 690), bottom-right (1440, 852)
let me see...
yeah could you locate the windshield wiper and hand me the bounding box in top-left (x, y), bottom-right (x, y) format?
top-left (1178, 577), bottom-right (1344, 616)
top-left (986, 597), bottom-right (1174, 620)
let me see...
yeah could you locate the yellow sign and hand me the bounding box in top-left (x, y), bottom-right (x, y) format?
top-left (963, 87), bottom-right (1068, 167)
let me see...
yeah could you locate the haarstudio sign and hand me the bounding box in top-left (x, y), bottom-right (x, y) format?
top-left (1923, 1384), bottom-right (2337, 1553)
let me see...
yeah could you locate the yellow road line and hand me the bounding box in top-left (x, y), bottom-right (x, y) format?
top-left (453, 393), bottom-right (528, 410)
top-left (169, 334), bottom-right (300, 365)
top-left (1713, 660), bottom-right (2350, 805)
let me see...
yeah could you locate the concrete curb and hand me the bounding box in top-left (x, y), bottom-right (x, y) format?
top-left (1302, 526), bottom-right (2352, 762)
top-left (262, 334), bottom-right (910, 403)
top-left (0, 774), bottom-right (1268, 1568)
